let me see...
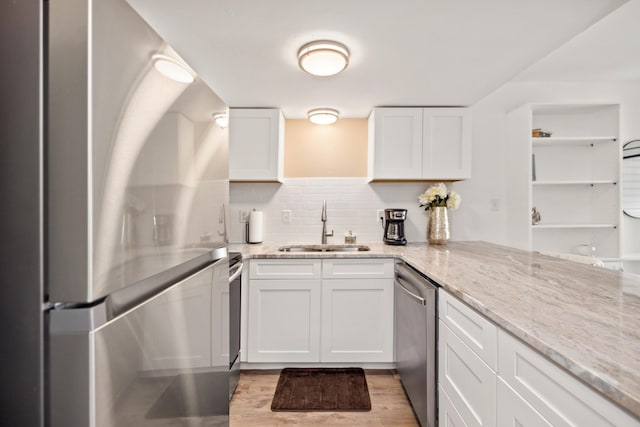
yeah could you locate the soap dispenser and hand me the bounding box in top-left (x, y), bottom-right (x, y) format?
top-left (344, 230), bottom-right (356, 244)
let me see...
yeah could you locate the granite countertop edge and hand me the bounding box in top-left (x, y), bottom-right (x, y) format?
top-left (229, 240), bottom-right (640, 419)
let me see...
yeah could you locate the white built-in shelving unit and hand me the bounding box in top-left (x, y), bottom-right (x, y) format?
top-left (507, 104), bottom-right (621, 259)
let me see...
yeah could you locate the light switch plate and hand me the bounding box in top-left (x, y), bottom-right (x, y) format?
top-left (282, 210), bottom-right (291, 224)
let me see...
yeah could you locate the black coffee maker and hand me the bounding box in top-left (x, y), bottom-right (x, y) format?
top-left (382, 209), bottom-right (407, 245)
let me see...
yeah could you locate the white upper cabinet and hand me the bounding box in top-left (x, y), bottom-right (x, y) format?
top-left (229, 108), bottom-right (284, 181)
top-left (368, 107), bottom-right (471, 181)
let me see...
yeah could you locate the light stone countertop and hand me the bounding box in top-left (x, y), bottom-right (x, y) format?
top-left (230, 240), bottom-right (640, 419)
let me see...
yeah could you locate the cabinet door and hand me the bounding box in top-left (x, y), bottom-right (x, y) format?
top-left (370, 108), bottom-right (423, 180)
top-left (439, 321), bottom-right (496, 427)
top-left (497, 378), bottom-right (552, 427)
top-left (320, 278), bottom-right (394, 362)
top-left (422, 108), bottom-right (471, 180)
top-left (247, 279), bottom-right (321, 362)
top-left (229, 108), bottom-right (283, 181)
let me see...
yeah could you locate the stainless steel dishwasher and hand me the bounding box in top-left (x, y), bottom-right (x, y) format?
top-left (395, 262), bottom-right (437, 427)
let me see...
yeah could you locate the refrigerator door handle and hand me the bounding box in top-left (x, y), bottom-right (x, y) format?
top-left (105, 247), bottom-right (227, 320)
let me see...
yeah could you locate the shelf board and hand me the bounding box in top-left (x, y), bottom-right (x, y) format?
top-left (532, 136), bottom-right (616, 146)
top-left (532, 180), bottom-right (617, 186)
top-left (532, 223), bottom-right (617, 229)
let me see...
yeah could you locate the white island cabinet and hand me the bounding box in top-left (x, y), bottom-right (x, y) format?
top-left (368, 107), bottom-right (471, 181)
top-left (229, 108), bottom-right (284, 182)
top-left (439, 289), bottom-right (640, 427)
top-left (245, 258), bottom-right (394, 364)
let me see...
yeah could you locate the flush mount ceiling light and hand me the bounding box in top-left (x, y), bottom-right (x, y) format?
top-left (308, 108), bottom-right (339, 125)
top-left (213, 113), bottom-right (229, 128)
top-left (298, 40), bottom-right (349, 77)
top-left (152, 54), bottom-right (196, 83)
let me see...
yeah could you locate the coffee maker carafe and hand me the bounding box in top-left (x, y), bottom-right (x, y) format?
top-left (382, 209), bottom-right (407, 245)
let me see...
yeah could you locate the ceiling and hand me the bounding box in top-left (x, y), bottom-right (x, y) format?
top-left (127, 0), bottom-right (630, 119)
top-left (514, 0), bottom-right (640, 82)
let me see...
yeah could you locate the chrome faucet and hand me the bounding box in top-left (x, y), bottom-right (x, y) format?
top-left (321, 200), bottom-right (334, 244)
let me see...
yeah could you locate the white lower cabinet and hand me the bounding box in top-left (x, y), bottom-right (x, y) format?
top-left (439, 289), bottom-right (640, 427)
top-left (321, 278), bottom-right (393, 362)
top-left (247, 279), bottom-right (321, 362)
top-left (438, 321), bottom-right (496, 427)
top-left (246, 258), bottom-right (394, 364)
top-left (497, 378), bottom-right (551, 427)
top-left (439, 385), bottom-right (469, 427)
top-left (498, 329), bottom-right (639, 427)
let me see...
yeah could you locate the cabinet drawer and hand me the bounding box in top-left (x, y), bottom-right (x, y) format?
top-left (322, 258), bottom-right (394, 279)
top-left (439, 385), bottom-right (469, 427)
top-left (249, 259), bottom-right (321, 279)
top-left (497, 378), bottom-right (551, 427)
top-left (498, 329), bottom-right (640, 427)
top-left (439, 290), bottom-right (497, 369)
top-left (439, 321), bottom-right (496, 427)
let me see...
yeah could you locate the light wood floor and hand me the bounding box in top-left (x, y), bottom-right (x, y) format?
top-left (230, 369), bottom-right (419, 426)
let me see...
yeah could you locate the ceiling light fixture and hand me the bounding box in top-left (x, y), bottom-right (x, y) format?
top-left (298, 40), bottom-right (350, 77)
top-left (308, 108), bottom-right (339, 125)
top-left (213, 113), bottom-right (229, 128)
top-left (152, 54), bottom-right (196, 83)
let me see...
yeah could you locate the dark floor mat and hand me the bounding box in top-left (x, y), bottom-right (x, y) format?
top-left (271, 368), bottom-right (371, 412)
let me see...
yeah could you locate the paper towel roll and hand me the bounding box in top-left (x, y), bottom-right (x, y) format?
top-left (248, 210), bottom-right (263, 243)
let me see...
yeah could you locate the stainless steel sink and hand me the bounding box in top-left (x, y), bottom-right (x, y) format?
top-left (277, 244), bottom-right (370, 252)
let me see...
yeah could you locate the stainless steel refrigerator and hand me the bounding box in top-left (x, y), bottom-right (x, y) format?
top-left (1, 0), bottom-right (230, 425)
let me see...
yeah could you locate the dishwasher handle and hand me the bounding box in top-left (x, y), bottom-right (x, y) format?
top-left (396, 280), bottom-right (427, 305)
top-left (395, 262), bottom-right (437, 304)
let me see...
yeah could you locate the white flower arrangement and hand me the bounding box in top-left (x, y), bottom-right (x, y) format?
top-left (418, 183), bottom-right (461, 211)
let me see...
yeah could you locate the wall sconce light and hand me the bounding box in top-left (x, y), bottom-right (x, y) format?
top-left (298, 40), bottom-right (349, 77)
top-left (213, 113), bottom-right (229, 128)
top-left (308, 108), bottom-right (339, 125)
top-left (152, 54), bottom-right (196, 83)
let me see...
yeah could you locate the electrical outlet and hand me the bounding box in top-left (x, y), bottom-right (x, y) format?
top-left (239, 210), bottom-right (250, 223)
top-left (282, 210), bottom-right (291, 224)
top-left (377, 209), bottom-right (384, 223)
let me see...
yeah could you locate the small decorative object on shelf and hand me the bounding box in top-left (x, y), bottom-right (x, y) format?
top-left (532, 128), bottom-right (552, 138)
top-left (531, 207), bottom-right (541, 225)
top-left (419, 183), bottom-right (461, 245)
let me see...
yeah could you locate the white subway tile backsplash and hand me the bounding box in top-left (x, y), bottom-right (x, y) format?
top-left (229, 178), bottom-right (438, 244)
